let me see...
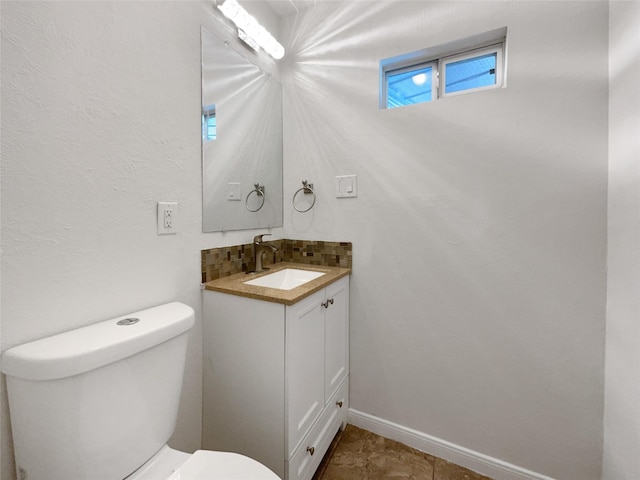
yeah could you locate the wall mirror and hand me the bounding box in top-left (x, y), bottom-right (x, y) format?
top-left (201, 26), bottom-right (283, 232)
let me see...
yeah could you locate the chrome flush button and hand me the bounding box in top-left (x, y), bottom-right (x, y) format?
top-left (117, 318), bottom-right (140, 326)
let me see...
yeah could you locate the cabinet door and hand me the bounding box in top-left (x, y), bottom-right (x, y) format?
top-left (286, 291), bottom-right (325, 456)
top-left (324, 277), bottom-right (349, 402)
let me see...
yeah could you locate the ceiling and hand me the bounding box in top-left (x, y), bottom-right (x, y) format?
top-left (263, 0), bottom-right (317, 17)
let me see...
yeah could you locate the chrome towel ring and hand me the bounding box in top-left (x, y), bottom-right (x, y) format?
top-left (246, 183), bottom-right (265, 212)
top-left (293, 180), bottom-right (316, 213)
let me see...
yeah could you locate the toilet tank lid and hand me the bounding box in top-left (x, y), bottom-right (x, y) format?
top-left (1, 302), bottom-right (195, 381)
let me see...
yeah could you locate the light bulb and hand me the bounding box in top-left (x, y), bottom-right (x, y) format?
top-left (412, 73), bottom-right (427, 86)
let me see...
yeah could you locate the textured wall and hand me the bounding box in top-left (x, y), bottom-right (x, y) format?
top-left (280, 2), bottom-right (608, 479)
top-left (0, 1), bottom-right (613, 479)
top-left (603, 1), bottom-right (640, 478)
top-left (0, 2), bottom-right (283, 480)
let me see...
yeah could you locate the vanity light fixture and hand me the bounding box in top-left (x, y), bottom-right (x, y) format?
top-left (237, 29), bottom-right (260, 52)
top-left (217, 0), bottom-right (285, 60)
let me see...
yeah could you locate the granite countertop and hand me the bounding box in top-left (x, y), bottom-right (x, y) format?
top-left (203, 262), bottom-right (351, 305)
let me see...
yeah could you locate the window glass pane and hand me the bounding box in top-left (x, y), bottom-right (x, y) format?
top-left (206, 115), bottom-right (217, 140)
top-left (444, 52), bottom-right (496, 94)
top-left (386, 65), bottom-right (433, 108)
top-left (202, 104), bottom-right (216, 141)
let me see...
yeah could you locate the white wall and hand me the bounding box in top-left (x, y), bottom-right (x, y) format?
top-left (280, 2), bottom-right (608, 479)
top-left (0, 2), bottom-right (282, 480)
top-left (1, 2), bottom-right (616, 480)
top-left (603, 1), bottom-right (640, 478)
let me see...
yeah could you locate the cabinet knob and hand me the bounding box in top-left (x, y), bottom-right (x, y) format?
top-left (336, 400), bottom-right (343, 408)
top-left (307, 446), bottom-right (315, 456)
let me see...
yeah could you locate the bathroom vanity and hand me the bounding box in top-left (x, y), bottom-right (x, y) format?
top-left (202, 263), bottom-right (350, 480)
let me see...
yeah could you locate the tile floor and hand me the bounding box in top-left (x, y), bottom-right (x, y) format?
top-left (313, 425), bottom-right (493, 480)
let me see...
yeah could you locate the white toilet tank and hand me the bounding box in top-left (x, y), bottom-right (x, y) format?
top-left (1, 302), bottom-right (195, 480)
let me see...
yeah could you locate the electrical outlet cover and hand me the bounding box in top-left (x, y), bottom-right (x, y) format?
top-left (157, 202), bottom-right (178, 235)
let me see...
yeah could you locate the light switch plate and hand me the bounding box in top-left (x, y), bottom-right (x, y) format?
top-left (336, 175), bottom-right (357, 198)
top-left (227, 182), bottom-right (241, 201)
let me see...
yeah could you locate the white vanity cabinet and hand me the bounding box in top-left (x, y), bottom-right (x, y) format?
top-left (202, 275), bottom-right (349, 480)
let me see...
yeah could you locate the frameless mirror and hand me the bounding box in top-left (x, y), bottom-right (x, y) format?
top-left (201, 26), bottom-right (283, 232)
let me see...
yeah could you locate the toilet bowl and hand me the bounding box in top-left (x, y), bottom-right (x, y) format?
top-left (1, 302), bottom-right (280, 480)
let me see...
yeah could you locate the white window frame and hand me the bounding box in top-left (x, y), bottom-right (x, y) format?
top-left (384, 60), bottom-right (438, 109)
top-left (440, 43), bottom-right (504, 98)
top-left (379, 27), bottom-right (507, 110)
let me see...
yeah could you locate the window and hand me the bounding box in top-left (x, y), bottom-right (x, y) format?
top-left (442, 45), bottom-right (502, 97)
top-left (386, 62), bottom-right (437, 108)
top-left (380, 28), bottom-right (506, 109)
top-left (202, 104), bottom-right (217, 141)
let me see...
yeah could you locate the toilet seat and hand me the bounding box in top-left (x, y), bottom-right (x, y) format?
top-left (126, 446), bottom-right (280, 480)
top-left (167, 450), bottom-right (280, 480)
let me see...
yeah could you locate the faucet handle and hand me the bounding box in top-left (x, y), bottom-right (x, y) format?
top-left (253, 233), bottom-right (271, 244)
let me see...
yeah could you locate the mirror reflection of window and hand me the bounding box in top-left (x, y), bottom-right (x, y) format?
top-left (202, 104), bottom-right (217, 141)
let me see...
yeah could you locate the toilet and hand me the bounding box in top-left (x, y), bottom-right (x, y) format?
top-left (1, 302), bottom-right (280, 480)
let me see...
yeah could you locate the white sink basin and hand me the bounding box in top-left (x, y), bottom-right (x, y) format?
top-left (244, 268), bottom-right (326, 290)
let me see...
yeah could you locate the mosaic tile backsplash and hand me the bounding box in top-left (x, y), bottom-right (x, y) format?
top-left (201, 239), bottom-right (352, 283)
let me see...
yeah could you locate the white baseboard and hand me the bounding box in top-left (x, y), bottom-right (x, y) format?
top-left (347, 409), bottom-right (555, 480)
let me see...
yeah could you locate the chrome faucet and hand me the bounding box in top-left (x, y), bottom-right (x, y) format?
top-left (253, 234), bottom-right (277, 273)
